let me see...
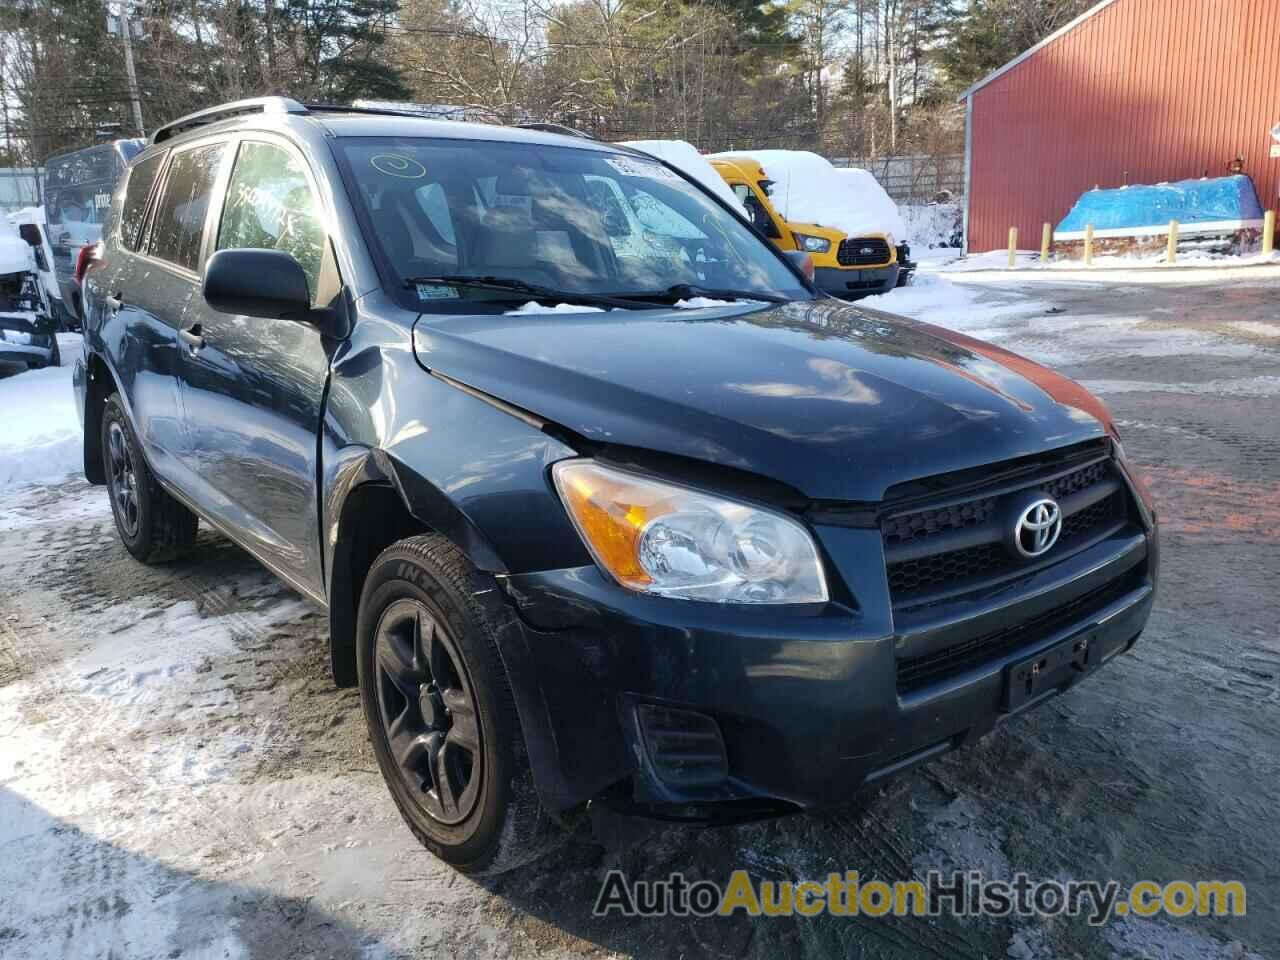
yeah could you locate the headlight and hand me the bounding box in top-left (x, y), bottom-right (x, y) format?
top-left (793, 233), bottom-right (831, 254)
top-left (884, 233), bottom-right (896, 249)
top-left (552, 460), bottom-right (828, 604)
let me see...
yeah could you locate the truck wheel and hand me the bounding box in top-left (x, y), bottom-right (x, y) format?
top-left (101, 395), bottom-right (198, 563)
top-left (357, 535), bottom-right (565, 875)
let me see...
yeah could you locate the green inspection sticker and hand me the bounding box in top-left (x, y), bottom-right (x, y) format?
top-left (415, 284), bottom-right (459, 300)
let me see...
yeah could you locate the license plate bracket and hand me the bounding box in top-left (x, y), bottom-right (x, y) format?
top-left (1002, 627), bottom-right (1098, 711)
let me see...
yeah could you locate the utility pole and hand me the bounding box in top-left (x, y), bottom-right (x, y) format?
top-left (117, 1), bottom-right (146, 137)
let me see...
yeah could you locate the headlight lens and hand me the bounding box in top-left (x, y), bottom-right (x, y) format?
top-left (553, 460), bottom-right (828, 604)
top-left (884, 233), bottom-right (896, 249)
top-left (793, 233), bottom-right (831, 254)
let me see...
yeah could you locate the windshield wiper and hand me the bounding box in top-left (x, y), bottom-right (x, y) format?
top-left (404, 275), bottom-right (650, 311)
top-left (606, 283), bottom-right (788, 305)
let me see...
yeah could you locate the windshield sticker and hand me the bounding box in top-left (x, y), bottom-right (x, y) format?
top-left (604, 156), bottom-right (680, 181)
top-left (371, 154), bottom-right (427, 179)
top-left (415, 283), bottom-right (459, 300)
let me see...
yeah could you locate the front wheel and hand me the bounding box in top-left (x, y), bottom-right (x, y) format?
top-left (356, 535), bottom-right (567, 874)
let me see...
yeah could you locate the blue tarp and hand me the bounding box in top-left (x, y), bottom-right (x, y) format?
top-left (1057, 175), bottom-right (1263, 234)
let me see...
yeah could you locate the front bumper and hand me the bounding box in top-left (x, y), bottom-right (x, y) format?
top-left (497, 520), bottom-right (1157, 819)
top-left (813, 264), bottom-right (900, 299)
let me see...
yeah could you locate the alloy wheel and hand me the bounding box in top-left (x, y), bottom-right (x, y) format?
top-left (107, 421), bottom-right (140, 538)
top-left (374, 598), bottom-right (482, 825)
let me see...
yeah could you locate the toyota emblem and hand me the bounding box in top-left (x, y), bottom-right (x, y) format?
top-left (1012, 498), bottom-right (1062, 558)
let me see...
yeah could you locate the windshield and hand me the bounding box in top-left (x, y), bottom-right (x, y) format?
top-left (335, 137), bottom-right (812, 311)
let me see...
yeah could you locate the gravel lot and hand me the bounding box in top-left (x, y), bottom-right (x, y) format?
top-left (1, 269), bottom-right (1277, 959)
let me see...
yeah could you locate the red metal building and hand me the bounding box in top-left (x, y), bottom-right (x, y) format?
top-left (960, 0), bottom-right (1280, 253)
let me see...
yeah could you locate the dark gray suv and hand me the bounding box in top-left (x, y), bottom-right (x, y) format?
top-left (75, 97), bottom-right (1158, 874)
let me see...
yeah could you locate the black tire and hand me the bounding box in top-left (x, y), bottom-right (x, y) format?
top-left (357, 534), bottom-right (565, 875)
top-left (101, 394), bottom-right (198, 563)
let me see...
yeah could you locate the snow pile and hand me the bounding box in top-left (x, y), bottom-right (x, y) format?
top-left (833, 167), bottom-right (906, 238)
top-left (708, 150), bottom-right (902, 238)
top-left (900, 202), bottom-right (962, 249)
top-left (0, 215), bottom-right (34, 275)
top-left (620, 140), bottom-right (747, 215)
top-left (505, 301), bottom-right (605, 315)
top-left (0, 363), bottom-right (81, 488)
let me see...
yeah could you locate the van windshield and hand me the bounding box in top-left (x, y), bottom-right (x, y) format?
top-left (335, 137), bottom-right (812, 310)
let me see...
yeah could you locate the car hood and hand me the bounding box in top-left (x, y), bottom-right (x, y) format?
top-left (411, 299), bottom-right (1113, 502)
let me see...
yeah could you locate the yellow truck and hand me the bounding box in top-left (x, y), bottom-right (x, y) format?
top-left (708, 154), bottom-right (910, 299)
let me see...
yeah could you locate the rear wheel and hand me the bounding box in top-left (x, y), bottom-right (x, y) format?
top-left (101, 395), bottom-right (198, 563)
top-left (357, 535), bottom-right (566, 874)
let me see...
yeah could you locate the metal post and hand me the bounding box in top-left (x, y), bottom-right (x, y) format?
top-left (1084, 224), bottom-right (1094, 265)
top-left (1264, 210), bottom-right (1276, 256)
top-left (1008, 227), bottom-right (1018, 268)
top-left (1166, 220), bottom-right (1178, 264)
top-left (1040, 222), bottom-right (1052, 261)
top-left (118, 1), bottom-right (145, 137)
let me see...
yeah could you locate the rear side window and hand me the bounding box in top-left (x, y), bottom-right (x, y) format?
top-left (149, 142), bottom-right (226, 272)
top-left (119, 152), bottom-right (165, 251)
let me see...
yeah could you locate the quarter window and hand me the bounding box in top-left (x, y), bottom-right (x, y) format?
top-left (148, 143), bottom-right (226, 272)
top-left (217, 141), bottom-right (326, 300)
top-left (119, 152), bottom-right (165, 251)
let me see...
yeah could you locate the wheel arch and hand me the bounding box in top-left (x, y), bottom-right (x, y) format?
top-left (82, 350), bottom-right (124, 485)
top-left (324, 449), bottom-right (508, 688)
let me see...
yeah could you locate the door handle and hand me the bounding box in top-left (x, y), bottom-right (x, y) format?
top-left (179, 324), bottom-right (204, 351)
top-left (104, 293), bottom-right (123, 311)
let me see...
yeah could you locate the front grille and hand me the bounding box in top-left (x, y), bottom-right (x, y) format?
top-left (882, 451), bottom-right (1131, 606)
top-left (896, 573), bottom-right (1139, 694)
top-left (836, 237), bottom-right (891, 266)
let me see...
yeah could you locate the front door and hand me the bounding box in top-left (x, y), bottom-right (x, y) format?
top-left (176, 136), bottom-right (339, 599)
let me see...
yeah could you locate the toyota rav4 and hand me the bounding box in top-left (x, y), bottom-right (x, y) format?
top-left (74, 97), bottom-right (1158, 875)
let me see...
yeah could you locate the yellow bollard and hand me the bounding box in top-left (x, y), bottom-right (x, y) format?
top-left (1166, 220), bottom-right (1178, 264)
top-left (1084, 224), bottom-right (1094, 265)
top-left (1008, 227), bottom-right (1018, 268)
top-left (1264, 210), bottom-right (1276, 256)
top-left (1041, 222), bottom-right (1052, 261)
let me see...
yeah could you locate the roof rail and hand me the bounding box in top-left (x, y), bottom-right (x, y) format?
top-left (151, 97), bottom-right (309, 144)
top-left (516, 122), bottom-right (595, 140)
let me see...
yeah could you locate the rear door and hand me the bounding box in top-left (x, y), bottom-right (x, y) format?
top-left (175, 134), bottom-right (339, 598)
top-left (109, 140), bottom-right (228, 488)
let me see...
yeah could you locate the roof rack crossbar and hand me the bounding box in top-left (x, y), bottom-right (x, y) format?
top-left (151, 96), bottom-right (309, 144)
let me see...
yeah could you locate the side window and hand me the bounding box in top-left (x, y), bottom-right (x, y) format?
top-left (118, 152), bottom-right (165, 251)
top-left (217, 141), bottom-right (326, 299)
top-left (149, 142), bottom-right (226, 272)
top-left (732, 184), bottom-right (780, 239)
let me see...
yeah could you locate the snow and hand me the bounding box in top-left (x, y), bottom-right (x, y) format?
top-left (940, 248), bottom-right (1280, 276)
top-left (833, 167), bottom-right (906, 237)
top-left (504, 297), bottom-right (758, 314)
top-left (620, 139), bottom-right (748, 214)
top-left (504, 301), bottom-right (605, 315)
top-left (708, 150), bottom-right (902, 238)
top-left (901, 202), bottom-right (962, 250)
top-left (0, 355), bottom-right (82, 488)
top-left (0, 214), bottom-right (34, 275)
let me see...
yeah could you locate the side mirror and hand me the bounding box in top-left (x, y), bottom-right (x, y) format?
top-left (203, 248), bottom-right (311, 319)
